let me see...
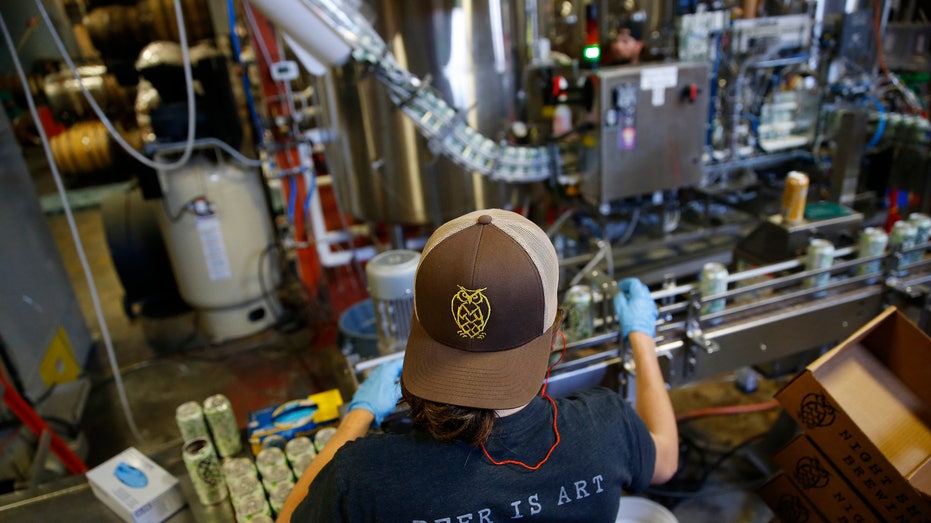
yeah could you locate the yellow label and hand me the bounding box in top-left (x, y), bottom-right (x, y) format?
top-left (39, 327), bottom-right (81, 386)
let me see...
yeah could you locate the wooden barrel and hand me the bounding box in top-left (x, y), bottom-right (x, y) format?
top-left (83, 5), bottom-right (146, 54)
top-left (50, 121), bottom-right (113, 176)
top-left (143, 0), bottom-right (214, 43)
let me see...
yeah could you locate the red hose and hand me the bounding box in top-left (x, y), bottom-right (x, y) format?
top-left (675, 399), bottom-right (781, 423)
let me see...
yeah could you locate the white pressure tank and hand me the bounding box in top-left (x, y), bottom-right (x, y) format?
top-left (154, 147), bottom-right (280, 343)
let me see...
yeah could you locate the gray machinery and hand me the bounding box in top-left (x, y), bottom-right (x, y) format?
top-left (249, 0), bottom-right (930, 394)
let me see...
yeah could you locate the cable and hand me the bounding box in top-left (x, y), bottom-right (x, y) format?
top-left (0, 12), bottom-right (145, 443)
top-left (675, 399), bottom-right (781, 423)
top-left (34, 0), bottom-right (197, 171)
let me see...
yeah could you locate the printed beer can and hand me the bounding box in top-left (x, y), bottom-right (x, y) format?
top-left (313, 427), bottom-right (337, 452)
top-left (805, 239), bottom-right (834, 290)
top-left (699, 262), bottom-right (728, 315)
top-left (890, 220), bottom-right (918, 270)
top-left (563, 284), bottom-right (594, 341)
top-left (268, 482), bottom-right (294, 516)
top-left (908, 213), bottom-right (931, 264)
top-left (203, 394), bottom-right (242, 458)
top-left (290, 453), bottom-right (314, 478)
top-left (228, 474), bottom-right (265, 502)
top-left (781, 171), bottom-right (809, 224)
top-left (235, 493), bottom-right (272, 523)
top-left (260, 463), bottom-right (295, 492)
top-left (175, 401), bottom-right (209, 443)
top-left (255, 446), bottom-right (287, 475)
top-left (223, 456), bottom-right (258, 483)
top-left (182, 437), bottom-right (228, 505)
top-left (856, 227), bottom-right (888, 278)
top-left (285, 436), bottom-right (316, 464)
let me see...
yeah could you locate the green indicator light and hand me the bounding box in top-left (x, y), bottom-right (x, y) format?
top-left (583, 45), bottom-right (600, 61)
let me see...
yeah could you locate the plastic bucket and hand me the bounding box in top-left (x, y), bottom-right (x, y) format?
top-left (616, 497), bottom-right (678, 523)
top-left (337, 299), bottom-right (379, 358)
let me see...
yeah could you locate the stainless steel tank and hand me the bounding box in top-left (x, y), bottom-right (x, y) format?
top-left (317, 1), bottom-right (532, 226)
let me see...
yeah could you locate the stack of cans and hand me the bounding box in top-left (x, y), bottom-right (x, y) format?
top-left (285, 436), bottom-right (317, 478)
top-left (314, 427), bottom-right (338, 452)
top-left (268, 482), bottom-right (294, 515)
top-left (235, 493), bottom-right (273, 522)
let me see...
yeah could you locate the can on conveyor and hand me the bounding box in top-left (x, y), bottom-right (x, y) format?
top-left (805, 239), bottom-right (834, 290)
top-left (563, 284), bottom-right (594, 342)
top-left (203, 394), bottom-right (242, 458)
top-left (175, 401), bottom-right (209, 442)
top-left (856, 227), bottom-right (888, 278)
top-left (699, 262), bottom-right (728, 316)
top-left (890, 220), bottom-right (918, 271)
top-left (908, 213), bottom-right (931, 264)
top-left (182, 437), bottom-right (228, 505)
top-left (781, 171), bottom-right (809, 224)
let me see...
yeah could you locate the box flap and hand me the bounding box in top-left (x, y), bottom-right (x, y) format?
top-left (862, 309), bottom-right (931, 409)
top-left (817, 342), bottom-right (931, 473)
top-left (909, 455), bottom-right (931, 498)
top-left (807, 306), bottom-right (896, 373)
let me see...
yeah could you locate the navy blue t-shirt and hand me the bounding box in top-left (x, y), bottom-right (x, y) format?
top-left (293, 387), bottom-right (655, 522)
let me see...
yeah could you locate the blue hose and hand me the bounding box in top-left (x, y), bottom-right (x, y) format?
top-left (226, 0), bottom-right (265, 139)
top-left (864, 96), bottom-right (886, 150)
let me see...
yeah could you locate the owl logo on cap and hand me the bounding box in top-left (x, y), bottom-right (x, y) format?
top-left (452, 285), bottom-right (491, 339)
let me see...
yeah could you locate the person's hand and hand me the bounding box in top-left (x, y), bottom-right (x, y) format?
top-left (613, 278), bottom-right (658, 340)
top-left (346, 358), bottom-right (403, 426)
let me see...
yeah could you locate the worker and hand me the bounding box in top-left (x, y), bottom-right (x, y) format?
top-left (606, 17), bottom-right (646, 66)
top-left (278, 208), bottom-right (678, 522)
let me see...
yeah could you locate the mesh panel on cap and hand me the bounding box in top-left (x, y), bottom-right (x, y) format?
top-left (416, 209), bottom-right (558, 334)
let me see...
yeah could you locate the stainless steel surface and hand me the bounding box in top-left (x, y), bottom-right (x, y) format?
top-left (584, 62), bottom-right (709, 206)
top-left (320, 0), bottom-right (532, 225)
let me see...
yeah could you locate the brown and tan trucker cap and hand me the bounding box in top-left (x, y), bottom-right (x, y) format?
top-left (402, 209), bottom-right (562, 409)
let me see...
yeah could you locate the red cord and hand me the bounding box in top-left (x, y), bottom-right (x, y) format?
top-left (675, 399), bottom-right (781, 423)
top-left (480, 331), bottom-right (567, 471)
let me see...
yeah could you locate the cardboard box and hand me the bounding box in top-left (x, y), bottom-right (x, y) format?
top-left (757, 473), bottom-right (825, 523)
top-left (86, 448), bottom-right (186, 523)
top-left (774, 435), bottom-right (880, 522)
top-left (776, 307), bottom-right (931, 521)
top-left (247, 388), bottom-right (342, 455)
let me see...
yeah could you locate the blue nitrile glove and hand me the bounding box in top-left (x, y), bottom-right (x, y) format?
top-left (613, 278), bottom-right (658, 340)
top-left (346, 358), bottom-right (404, 426)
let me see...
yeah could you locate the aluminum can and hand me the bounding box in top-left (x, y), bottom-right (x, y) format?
top-left (805, 239), bottom-right (834, 290)
top-left (563, 284), bottom-right (594, 341)
top-left (268, 482), bottom-right (294, 516)
top-left (182, 437), bottom-right (228, 505)
top-left (908, 213), bottom-right (931, 264)
top-left (203, 394), bottom-right (242, 458)
top-left (290, 453), bottom-right (314, 478)
top-left (260, 463), bottom-right (294, 492)
top-left (285, 436), bottom-right (316, 464)
top-left (699, 262), bottom-right (728, 315)
top-left (781, 171), bottom-right (809, 224)
top-left (890, 220), bottom-right (918, 270)
top-left (255, 446), bottom-right (286, 475)
top-left (856, 227), bottom-right (888, 277)
top-left (175, 401), bottom-right (209, 443)
top-left (235, 493), bottom-right (272, 523)
top-left (314, 427), bottom-right (337, 452)
top-left (228, 474), bottom-right (265, 502)
top-left (260, 434), bottom-right (287, 451)
top-left (223, 457), bottom-right (258, 484)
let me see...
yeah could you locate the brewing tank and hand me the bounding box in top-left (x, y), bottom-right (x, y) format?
top-left (317, 0), bottom-right (532, 226)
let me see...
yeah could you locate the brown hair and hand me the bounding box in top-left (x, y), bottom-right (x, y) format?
top-left (400, 381), bottom-right (496, 446)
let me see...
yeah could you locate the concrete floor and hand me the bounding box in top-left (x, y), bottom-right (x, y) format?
top-left (4, 151), bottom-right (785, 521)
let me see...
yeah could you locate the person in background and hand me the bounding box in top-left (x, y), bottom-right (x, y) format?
top-left (606, 16), bottom-right (646, 66)
top-left (278, 208), bottom-right (678, 522)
